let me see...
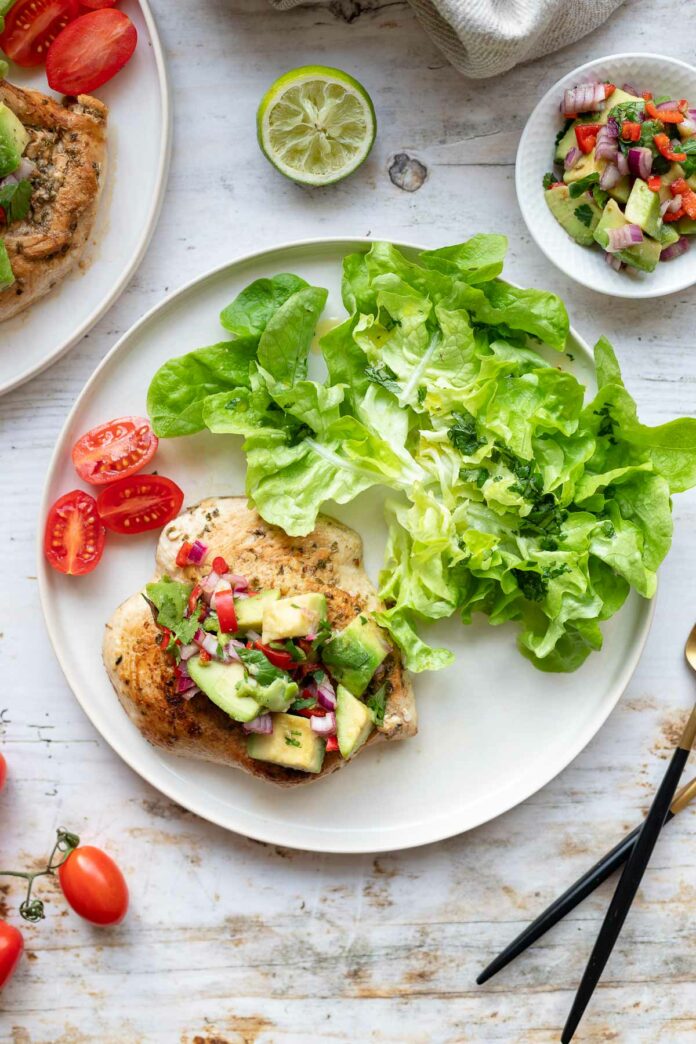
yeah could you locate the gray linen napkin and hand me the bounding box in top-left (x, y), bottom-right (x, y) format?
top-left (268, 0), bottom-right (625, 79)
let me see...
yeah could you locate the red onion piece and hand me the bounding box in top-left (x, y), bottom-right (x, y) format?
top-left (607, 224), bottom-right (644, 251)
top-left (627, 147), bottom-right (653, 180)
top-left (316, 677), bottom-right (337, 710)
top-left (246, 629), bottom-right (261, 642)
top-left (621, 82), bottom-right (640, 95)
top-left (311, 711), bottom-right (337, 736)
top-left (661, 195), bottom-right (682, 216)
top-left (561, 82), bottom-right (607, 114)
top-left (679, 118), bottom-right (696, 137)
top-left (243, 714), bottom-right (273, 734)
top-left (223, 573), bottom-right (249, 594)
top-left (180, 642), bottom-right (198, 660)
top-left (564, 146), bottom-right (581, 170)
top-left (599, 163), bottom-right (622, 189)
top-left (175, 660), bottom-right (190, 680)
top-left (605, 116), bottom-right (619, 138)
top-left (200, 570), bottom-right (220, 601)
top-left (616, 152), bottom-right (629, 176)
top-left (186, 539), bottom-right (208, 565)
top-left (660, 236), bottom-right (690, 262)
top-left (223, 641), bottom-right (242, 663)
top-left (655, 100), bottom-right (679, 112)
top-left (604, 252), bottom-right (624, 272)
top-left (194, 630), bottom-right (219, 658)
top-left (181, 685), bottom-right (200, 702)
top-left (176, 674), bottom-right (198, 694)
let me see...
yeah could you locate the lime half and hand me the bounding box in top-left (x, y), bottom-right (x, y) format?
top-left (257, 66), bottom-right (376, 186)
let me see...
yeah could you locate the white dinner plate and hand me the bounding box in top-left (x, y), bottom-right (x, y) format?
top-left (516, 53), bottom-right (696, 298)
top-left (38, 238), bottom-right (655, 853)
top-left (0, 0), bottom-right (170, 395)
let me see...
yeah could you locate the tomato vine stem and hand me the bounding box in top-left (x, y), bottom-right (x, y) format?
top-left (0, 828), bottom-right (80, 922)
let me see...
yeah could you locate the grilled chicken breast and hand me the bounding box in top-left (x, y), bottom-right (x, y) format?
top-left (0, 81), bottom-right (107, 322)
top-left (103, 498), bottom-right (417, 786)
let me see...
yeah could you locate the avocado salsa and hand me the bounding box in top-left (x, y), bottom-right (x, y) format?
top-left (543, 80), bottom-right (696, 272)
top-left (144, 542), bottom-right (391, 775)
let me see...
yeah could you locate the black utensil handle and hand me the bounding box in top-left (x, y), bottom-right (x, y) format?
top-left (561, 744), bottom-right (690, 1043)
top-left (477, 809), bottom-right (674, 985)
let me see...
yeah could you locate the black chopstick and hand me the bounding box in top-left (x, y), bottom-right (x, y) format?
top-left (561, 702), bottom-right (696, 1043)
top-left (476, 774), bottom-right (696, 986)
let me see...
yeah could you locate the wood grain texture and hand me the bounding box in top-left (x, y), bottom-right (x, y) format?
top-left (1, 0), bottom-right (696, 1039)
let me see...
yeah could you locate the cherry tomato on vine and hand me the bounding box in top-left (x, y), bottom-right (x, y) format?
top-left (46, 8), bottom-right (137, 95)
top-left (44, 490), bottom-right (106, 576)
top-left (71, 416), bottom-right (158, 486)
top-left (0, 753), bottom-right (6, 792)
top-left (58, 846), bottom-right (128, 926)
top-left (96, 474), bottom-right (184, 534)
top-left (0, 0), bottom-right (79, 68)
top-left (0, 922), bottom-right (23, 989)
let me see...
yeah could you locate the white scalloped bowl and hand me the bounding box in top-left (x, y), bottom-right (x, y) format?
top-left (516, 53), bottom-right (696, 299)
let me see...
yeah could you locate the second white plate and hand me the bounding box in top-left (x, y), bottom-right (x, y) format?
top-left (0, 0), bottom-right (171, 394)
top-left (38, 238), bottom-right (654, 853)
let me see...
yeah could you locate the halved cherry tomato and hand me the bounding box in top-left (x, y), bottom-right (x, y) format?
top-left (58, 846), bottom-right (128, 926)
top-left (215, 589), bottom-right (238, 634)
top-left (96, 474), bottom-right (183, 535)
top-left (46, 8), bottom-right (137, 94)
top-left (325, 735), bottom-right (339, 753)
top-left (252, 641), bottom-right (295, 671)
top-left (71, 417), bottom-right (158, 486)
top-left (44, 490), bottom-right (106, 575)
top-left (0, 922), bottom-right (23, 989)
top-left (0, 0), bottom-right (79, 68)
top-left (0, 753), bottom-right (6, 792)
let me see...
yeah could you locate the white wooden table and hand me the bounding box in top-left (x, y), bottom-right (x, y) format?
top-left (2, 0), bottom-right (696, 1039)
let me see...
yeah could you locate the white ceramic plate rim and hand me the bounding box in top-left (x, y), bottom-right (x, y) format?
top-left (37, 237), bottom-right (655, 853)
top-left (1, 0), bottom-right (172, 396)
top-left (516, 52), bottom-right (696, 300)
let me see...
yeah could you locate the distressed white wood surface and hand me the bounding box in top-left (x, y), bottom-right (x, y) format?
top-left (1, 0), bottom-right (696, 1040)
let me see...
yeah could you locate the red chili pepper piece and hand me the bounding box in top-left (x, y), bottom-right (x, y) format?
top-left (647, 175), bottom-right (661, 192)
top-left (188, 583), bottom-right (202, 616)
top-left (176, 541), bottom-right (192, 567)
top-left (575, 123), bottom-right (601, 154)
top-left (215, 589), bottom-right (238, 634)
top-left (199, 648), bottom-right (211, 663)
top-left (621, 121), bottom-right (642, 142)
top-left (646, 99), bottom-right (683, 123)
top-left (654, 132), bottom-right (686, 162)
top-left (604, 83), bottom-right (616, 97)
top-left (252, 640), bottom-right (294, 671)
top-left (325, 735), bottom-right (339, 753)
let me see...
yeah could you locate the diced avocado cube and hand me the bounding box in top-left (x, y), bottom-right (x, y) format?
top-left (677, 217), bottom-right (696, 235)
top-left (544, 183), bottom-right (602, 246)
top-left (594, 198), bottom-right (662, 272)
top-left (0, 241), bottom-right (13, 290)
top-left (555, 121), bottom-right (581, 163)
top-left (687, 174), bottom-right (696, 194)
top-left (321, 614), bottom-right (390, 697)
top-left (234, 589), bottom-right (280, 631)
top-left (187, 657), bottom-right (262, 722)
top-left (607, 175), bottom-right (631, 205)
top-left (658, 223), bottom-right (680, 247)
top-left (261, 592), bottom-right (327, 643)
top-left (563, 149), bottom-right (597, 185)
top-left (625, 178), bottom-right (663, 239)
top-left (235, 674), bottom-right (298, 712)
top-left (659, 164), bottom-right (685, 202)
top-left (0, 101), bottom-right (29, 178)
top-left (247, 712), bottom-right (325, 773)
top-left (336, 685), bottom-right (374, 760)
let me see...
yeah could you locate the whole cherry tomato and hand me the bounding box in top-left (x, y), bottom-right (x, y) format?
top-left (58, 846), bottom-right (128, 926)
top-left (0, 922), bottom-right (23, 989)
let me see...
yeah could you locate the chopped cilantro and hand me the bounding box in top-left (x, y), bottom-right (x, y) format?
top-left (447, 410), bottom-right (484, 457)
top-left (568, 173), bottom-right (599, 198)
top-left (591, 186), bottom-right (609, 209)
top-left (289, 697), bottom-right (316, 712)
top-left (285, 736), bottom-right (301, 748)
top-left (0, 179), bottom-right (32, 224)
top-left (542, 171), bottom-right (557, 190)
top-left (144, 577), bottom-right (200, 645)
top-left (554, 118), bottom-right (573, 147)
top-left (608, 99), bottom-right (645, 126)
top-left (681, 138), bottom-right (696, 177)
top-left (574, 203), bottom-right (594, 228)
top-left (365, 684), bottom-right (387, 728)
top-left (238, 647), bottom-right (289, 686)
